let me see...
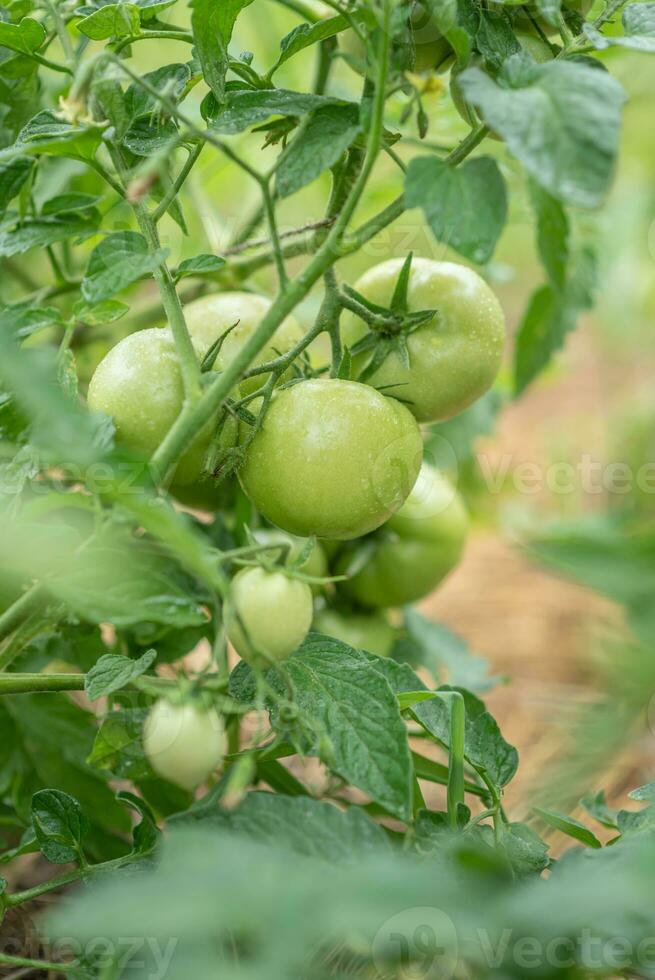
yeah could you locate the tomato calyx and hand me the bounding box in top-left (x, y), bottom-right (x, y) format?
top-left (340, 253), bottom-right (438, 386)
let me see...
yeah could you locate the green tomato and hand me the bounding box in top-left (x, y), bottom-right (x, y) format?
top-left (342, 1), bottom-right (453, 74)
top-left (337, 464), bottom-right (469, 608)
top-left (341, 258), bottom-right (505, 424)
top-left (252, 528), bottom-right (328, 592)
top-left (239, 379), bottom-right (423, 540)
top-left (450, 33), bottom-right (553, 133)
top-left (313, 607), bottom-right (395, 658)
top-left (183, 292), bottom-right (303, 395)
top-left (225, 566), bottom-right (313, 666)
top-left (143, 699), bottom-right (226, 790)
top-left (87, 328), bottom-right (211, 486)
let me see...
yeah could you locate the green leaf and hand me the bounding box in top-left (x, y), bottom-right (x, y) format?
top-left (533, 805), bottom-right (603, 848)
top-left (42, 192), bottom-right (101, 214)
top-left (0, 155), bottom-right (32, 214)
top-left (206, 88), bottom-right (348, 135)
top-left (7, 110), bottom-right (104, 162)
top-left (529, 181), bottom-right (569, 290)
top-left (190, 0), bottom-right (254, 105)
top-left (2, 697), bottom-right (130, 856)
top-left (124, 63), bottom-right (190, 119)
top-left (584, 3), bottom-right (655, 51)
top-left (630, 782), bottom-right (655, 803)
top-left (525, 517), bottom-right (655, 612)
top-left (81, 231), bottom-right (168, 303)
top-left (459, 57), bottom-right (625, 208)
top-left (580, 790), bottom-right (619, 829)
top-left (85, 649), bottom-right (156, 701)
top-left (0, 337), bottom-right (103, 466)
top-left (178, 791), bottom-right (391, 861)
top-left (76, 2), bottom-right (141, 39)
top-left (175, 253), bottom-right (225, 281)
top-left (47, 531), bottom-right (208, 628)
top-left (73, 299), bottom-right (129, 325)
top-left (88, 708), bottom-right (150, 778)
top-left (272, 10), bottom-right (374, 72)
top-left (276, 103), bottom-right (361, 199)
top-left (117, 790), bottom-right (159, 855)
top-left (234, 635), bottom-right (413, 821)
top-left (122, 116), bottom-right (177, 156)
top-left (374, 659), bottom-right (518, 792)
top-left (405, 155), bottom-right (507, 264)
top-left (0, 15), bottom-right (44, 54)
top-left (0, 208), bottom-right (100, 256)
top-left (0, 301), bottom-right (64, 339)
top-left (514, 246), bottom-right (596, 395)
top-left (31, 789), bottom-right (88, 864)
top-left (475, 10), bottom-right (520, 71)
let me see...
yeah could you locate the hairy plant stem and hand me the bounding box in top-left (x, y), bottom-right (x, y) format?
top-left (4, 852), bottom-right (142, 909)
top-left (0, 673), bottom-right (85, 695)
top-left (151, 143), bottom-right (204, 224)
top-left (0, 953), bottom-right (83, 975)
top-left (0, 585), bottom-right (43, 650)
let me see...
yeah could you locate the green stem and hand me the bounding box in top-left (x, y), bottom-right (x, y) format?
top-left (0, 952), bottom-right (82, 974)
top-left (130, 195), bottom-right (202, 402)
top-left (31, 51), bottom-right (73, 74)
top-left (0, 673), bottom-right (85, 695)
top-left (5, 853), bottom-right (139, 909)
top-left (0, 585), bottom-right (42, 648)
top-left (44, 0), bottom-right (76, 65)
top-left (152, 143), bottom-right (204, 223)
top-left (446, 692), bottom-right (466, 828)
top-left (592, 0), bottom-right (629, 27)
top-left (261, 182), bottom-right (288, 288)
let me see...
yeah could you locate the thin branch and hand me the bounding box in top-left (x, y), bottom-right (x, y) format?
top-left (152, 142), bottom-right (204, 223)
top-left (224, 218), bottom-right (335, 256)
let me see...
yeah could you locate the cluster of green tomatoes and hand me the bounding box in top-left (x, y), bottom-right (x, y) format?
top-left (89, 256), bottom-right (505, 789)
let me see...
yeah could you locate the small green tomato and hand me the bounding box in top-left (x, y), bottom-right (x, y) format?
top-left (143, 699), bottom-right (226, 790)
top-left (225, 566), bottom-right (313, 666)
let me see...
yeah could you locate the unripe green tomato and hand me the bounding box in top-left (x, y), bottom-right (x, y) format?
top-left (450, 33), bottom-right (553, 134)
top-left (341, 1), bottom-right (453, 74)
top-left (87, 328), bottom-right (211, 486)
top-left (239, 379), bottom-right (423, 540)
top-left (183, 292), bottom-right (303, 395)
top-left (252, 528), bottom-right (328, 592)
top-left (143, 699), bottom-right (226, 790)
top-left (341, 258), bottom-right (505, 424)
top-left (337, 464), bottom-right (469, 608)
top-left (313, 607), bottom-right (395, 658)
top-left (225, 566), bottom-right (313, 666)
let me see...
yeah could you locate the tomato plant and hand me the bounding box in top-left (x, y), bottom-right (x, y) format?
top-left (0, 0), bottom-right (652, 975)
